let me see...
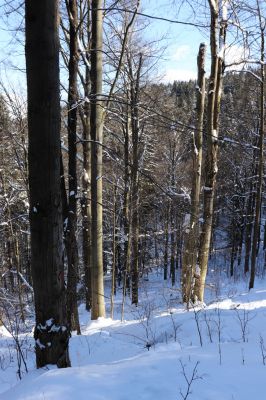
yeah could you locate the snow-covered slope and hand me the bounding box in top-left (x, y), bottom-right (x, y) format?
top-left (1, 274), bottom-right (266, 400)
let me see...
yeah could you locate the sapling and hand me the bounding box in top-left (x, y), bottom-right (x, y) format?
top-left (259, 335), bottom-right (266, 365)
top-left (179, 360), bottom-right (202, 400)
top-left (169, 309), bottom-right (181, 342)
top-left (192, 305), bottom-right (203, 347)
top-left (162, 292), bottom-right (181, 342)
top-left (132, 300), bottom-right (158, 349)
top-left (0, 311), bottom-right (28, 379)
top-left (214, 306), bottom-right (223, 365)
top-left (234, 307), bottom-right (254, 343)
top-left (0, 289), bottom-right (30, 379)
top-left (202, 309), bottom-right (214, 343)
top-left (241, 347), bottom-right (245, 365)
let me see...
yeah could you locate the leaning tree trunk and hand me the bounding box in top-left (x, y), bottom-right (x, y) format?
top-left (249, 7), bottom-right (265, 289)
top-left (65, 0), bottom-right (81, 334)
top-left (25, 0), bottom-right (70, 367)
top-left (181, 43), bottom-right (206, 304)
top-left (90, 0), bottom-right (105, 319)
top-left (195, 0), bottom-right (227, 302)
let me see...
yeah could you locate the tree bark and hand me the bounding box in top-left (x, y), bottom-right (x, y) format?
top-left (79, 1), bottom-right (92, 312)
top-left (163, 202), bottom-right (170, 280)
top-left (90, 0), bottom-right (105, 319)
top-left (25, 0), bottom-right (70, 367)
top-left (111, 183), bottom-right (117, 318)
top-left (122, 104), bottom-right (131, 289)
top-left (81, 101), bottom-right (92, 311)
top-left (244, 152), bottom-right (257, 274)
top-left (249, 4), bottom-right (265, 289)
top-left (65, 0), bottom-right (81, 334)
top-left (181, 43), bottom-right (206, 303)
top-left (195, 0), bottom-right (226, 302)
top-left (170, 202), bottom-right (176, 286)
top-left (130, 54), bottom-right (143, 305)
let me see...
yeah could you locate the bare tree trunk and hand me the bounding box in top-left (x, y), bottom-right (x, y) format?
top-left (249, 4), bottom-right (265, 289)
top-left (130, 55), bottom-right (143, 305)
top-left (90, 0), bottom-right (105, 319)
top-left (230, 232), bottom-right (236, 278)
top-left (25, 0), bottom-right (70, 367)
top-left (181, 43), bottom-right (206, 303)
top-left (81, 98), bottom-right (92, 311)
top-left (0, 171), bottom-right (15, 291)
top-left (111, 183), bottom-right (117, 319)
top-left (170, 202), bottom-right (176, 286)
top-left (244, 153), bottom-right (257, 274)
top-left (163, 203), bottom-right (170, 280)
top-left (65, 0), bottom-right (81, 334)
top-left (196, 0), bottom-right (227, 302)
top-left (123, 106), bottom-right (131, 290)
top-left (154, 214), bottom-right (159, 269)
top-left (77, 0), bottom-right (92, 312)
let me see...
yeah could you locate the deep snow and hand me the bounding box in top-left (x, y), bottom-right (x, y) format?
top-left (1, 272), bottom-right (266, 400)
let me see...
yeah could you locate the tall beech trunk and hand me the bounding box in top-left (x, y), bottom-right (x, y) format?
top-left (90, 0), bottom-right (105, 319)
top-left (25, 0), bottom-right (70, 367)
top-left (65, 0), bottom-right (81, 334)
top-left (181, 43), bottom-right (206, 303)
top-left (195, 0), bottom-right (227, 302)
top-left (249, 6), bottom-right (265, 289)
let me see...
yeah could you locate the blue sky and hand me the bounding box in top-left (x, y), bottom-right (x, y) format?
top-left (0, 0), bottom-right (210, 90)
top-left (0, 0), bottom-right (258, 90)
top-left (0, 0), bottom-right (25, 89)
top-left (142, 0), bottom-right (209, 82)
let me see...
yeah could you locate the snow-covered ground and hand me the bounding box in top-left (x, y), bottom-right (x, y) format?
top-left (1, 272), bottom-right (266, 400)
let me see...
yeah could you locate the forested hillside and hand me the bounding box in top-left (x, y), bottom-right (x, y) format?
top-left (1, 0), bottom-right (266, 399)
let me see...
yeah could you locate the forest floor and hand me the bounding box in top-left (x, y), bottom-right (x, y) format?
top-left (1, 270), bottom-right (266, 399)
